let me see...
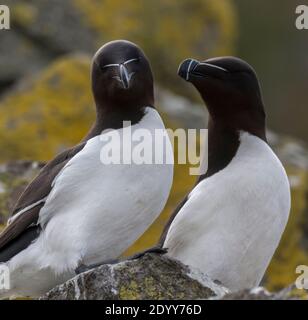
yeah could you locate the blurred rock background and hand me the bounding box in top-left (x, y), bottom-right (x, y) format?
top-left (0, 0), bottom-right (307, 292)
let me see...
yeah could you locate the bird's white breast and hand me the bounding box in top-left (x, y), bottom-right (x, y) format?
top-left (9, 107), bottom-right (173, 275)
top-left (164, 132), bottom-right (290, 291)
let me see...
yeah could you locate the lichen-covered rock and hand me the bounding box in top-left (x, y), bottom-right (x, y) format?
top-left (40, 254), bottom-right (307, 300)
top-left (40, 254), bottom-right (229, 300)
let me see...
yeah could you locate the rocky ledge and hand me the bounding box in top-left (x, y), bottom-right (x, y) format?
top-left (40, 253), bottom-right (302, 300)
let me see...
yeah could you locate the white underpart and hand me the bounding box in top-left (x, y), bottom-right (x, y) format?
top-left (164, 132), bottom-right (290, 292)
top-left (5, 107), bottom-right (173, 298)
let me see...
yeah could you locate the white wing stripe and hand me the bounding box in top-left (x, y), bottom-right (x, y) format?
top-left (8, 197), bottom-right (48, 225)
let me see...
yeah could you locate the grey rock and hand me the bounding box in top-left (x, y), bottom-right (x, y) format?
top-left (40, 254), bottom-right (305, 300)
top-left (40, 254), bottom-right (229, 300)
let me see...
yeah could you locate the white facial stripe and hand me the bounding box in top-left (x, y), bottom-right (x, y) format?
top-left (102, 58), bottom-right (139, 69)
top-left (102, 63), bottom-right (119, 68)
top-left (199, 62), bottom-right (228, 72)
top-left (123, 58), bottom-right (139, 65)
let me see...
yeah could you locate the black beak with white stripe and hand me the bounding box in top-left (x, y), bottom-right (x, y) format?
top-left (178, 58), bottom-right (228, 82)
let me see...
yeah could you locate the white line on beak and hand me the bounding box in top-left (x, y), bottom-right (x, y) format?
top-left (199, 62), bottom-right (228, 72)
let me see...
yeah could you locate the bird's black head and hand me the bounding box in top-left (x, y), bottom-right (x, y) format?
top-left (178, 56), bottom-right (266, 140)
top-left (92, 40), bottom-right (154, 113)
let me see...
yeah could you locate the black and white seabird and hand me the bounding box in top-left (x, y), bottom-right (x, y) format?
top-left (0, 40), bottom-right (173, 298)
top-left (159, 57), bottom-right (290, 291)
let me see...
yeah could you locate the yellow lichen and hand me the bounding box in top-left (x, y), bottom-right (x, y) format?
top-left (143, 276), bottom-right (163, 299)
top-left (119, 280), bottom-right (141, 300)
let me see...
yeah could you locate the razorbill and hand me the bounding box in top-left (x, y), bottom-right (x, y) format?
top-left (0, 40), bottom-right (173, 298)
top-left (159, 57), bottom-right (291, 292)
